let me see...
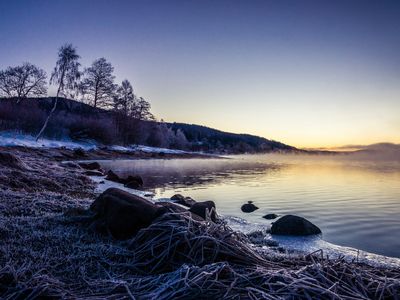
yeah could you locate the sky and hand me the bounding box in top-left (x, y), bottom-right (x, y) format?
top-left (0, 0), bottom-right (399, 148)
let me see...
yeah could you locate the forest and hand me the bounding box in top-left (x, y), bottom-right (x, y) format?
top-left (0, 44), bottom-right (294, 153)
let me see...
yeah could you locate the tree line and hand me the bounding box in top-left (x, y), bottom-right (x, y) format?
top-left (0, 44), bottom-right (155, 141)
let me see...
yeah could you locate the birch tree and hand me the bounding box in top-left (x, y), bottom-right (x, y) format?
top-left (36, 44), bottom-right (81, 141)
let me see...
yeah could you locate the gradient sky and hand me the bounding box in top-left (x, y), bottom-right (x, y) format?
top-left (1, 0), bottom-right (399, 148)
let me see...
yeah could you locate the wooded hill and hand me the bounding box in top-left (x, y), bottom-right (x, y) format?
top-left (0, 97), bottom-right (296, 153)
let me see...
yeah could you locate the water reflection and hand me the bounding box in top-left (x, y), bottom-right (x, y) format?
top-left (99, 154), bottom-right (400, 258)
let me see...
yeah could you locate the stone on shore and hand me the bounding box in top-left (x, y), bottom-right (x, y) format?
top-left (189, 201), bottom-right (217, 221)
top-left (241, 201), bottom-right (259, 213)
top-left (270, 215), bottom-right (321, 236)
top-left (90, 188), bottom-right (165, 239)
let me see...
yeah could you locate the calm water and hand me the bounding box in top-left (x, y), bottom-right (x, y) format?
top-left (99, 154), bottom-right (400, 258)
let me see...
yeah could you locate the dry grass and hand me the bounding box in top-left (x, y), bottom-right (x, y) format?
top-left (0, 210), bottom-right (399, 299)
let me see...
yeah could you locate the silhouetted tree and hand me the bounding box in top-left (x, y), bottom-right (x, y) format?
top-left (131, 96), bottom-right (154, 120)
top-left (0, 63), bottom-right (47, 103)
top-left (113, 79), bottom-right (134, 116)
top-left (36, 44), bottom-right (81, 141)
top-left (80, 57), bottom-right (116, 108)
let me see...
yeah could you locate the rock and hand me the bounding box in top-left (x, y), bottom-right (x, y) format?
top-left (90, 188), bottom-right (166, 239)
top-left (270, 215), bottom-right (322, 236)
top-left (157, 202), bottom-right (205, 222)
top-left (171, 194), bottom-right (185, 201)
top-left (106, 170), bottom-right (143, 187)
top-left (105, 170), bottom-right (121, 182)
top-left (0, 152), bottom-right (25, 169)
top-left (73, 148), bottom-right (86, 157)
top-left (189, 200), bottom-right (217, 221)
top-left (84, 170), bottom-right (104, 176)
top-left (124, 180), bottom-right (141, 189)
top-left (78, 162), bottom-right (101, 170)
top-left (263, 213), bottom-right (278, 220)
top-left (241, 201), bottom-right (259, 213)
top-left (171, 194), bottom-right (196, 207)
top-left (125, 175), bottom-right (143, 186)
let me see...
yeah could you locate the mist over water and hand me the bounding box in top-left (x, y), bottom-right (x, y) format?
top-left (100, 150), bottom-right (400, 258)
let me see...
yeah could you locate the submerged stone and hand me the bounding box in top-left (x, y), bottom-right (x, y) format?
top-left (241, 201), bottom-right (259, 213)
top-left (270, 215), bottom-right (321, 236)
top-left (262, 213), bottom-right (278, 220)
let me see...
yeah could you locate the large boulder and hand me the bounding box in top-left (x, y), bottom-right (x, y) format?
top-left (270, 215), bottom-right (321, 236)
top-left (189, 201), bottom-right (217, 221)
top-left (0, 152), bottom-right (25, 169)
top-left (90, 188), bottom-right (166, 239)
top-left (241, 201), bottom-right (259, 213)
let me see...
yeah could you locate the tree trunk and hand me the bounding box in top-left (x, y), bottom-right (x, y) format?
top-left (35, 96), bottom-right (58, 141)
top-left (35, 73), bottom-right (64, 141)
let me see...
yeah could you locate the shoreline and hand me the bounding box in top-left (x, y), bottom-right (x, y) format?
top-left (0, 146), bottom-right (399, 298)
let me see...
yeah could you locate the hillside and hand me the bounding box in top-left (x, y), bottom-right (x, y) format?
top-left (0, 97), bottom-right (296, 153)
top-left (169, 123), bottom-right (295, 153)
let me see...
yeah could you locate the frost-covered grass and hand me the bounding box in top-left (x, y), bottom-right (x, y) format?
top-left (0, 131), bottom-right (205, 155)
top-left (0, 148), bottom-right (399, 299)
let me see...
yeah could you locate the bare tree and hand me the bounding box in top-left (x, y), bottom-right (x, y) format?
top-left (80, 57), bottom-right (116, 108)
top-left (36, 44), bottom-right (81, 141)
top-left (113, 79), bottom-right (134, 116)
top-left (0, 63), bottom-right (47, 102)
top-left (131, 96), bottom-right (154, 120)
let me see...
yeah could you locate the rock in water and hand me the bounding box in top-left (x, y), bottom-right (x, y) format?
top-left (124, 180), bottom-right (141, 189)
top-left (90, 188), bottom-right (166, 239)
top-left (189, 201), bottom-right (217, 221)
top-left (125, 175), bottom-right (144, 186)
top-left (263, 213), bottom-right (278, 220)
top-left (105, 170), bottom-right (121, 182)
top-left (171, 194), bottom-right (197, 207)
top-left (171, 194), bottom-right (185, 201)
top-left (106, 170), bottom-right (143, 187)
top-left (241, 201), bottom-right (259, 213)
top-left (270, 215), bottom-right (321, 236)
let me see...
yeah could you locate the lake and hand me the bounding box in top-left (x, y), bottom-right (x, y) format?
top-left (98, 154), bottom-right (400, 258)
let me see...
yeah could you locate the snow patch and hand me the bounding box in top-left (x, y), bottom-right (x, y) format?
top-left (0, 131), bottom-right (204, 155)
top-left (0, 132), bottom-right (97, 150)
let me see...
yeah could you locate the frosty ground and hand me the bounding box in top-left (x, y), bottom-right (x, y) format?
top-left (0, 145), bottom-right (399, 299)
